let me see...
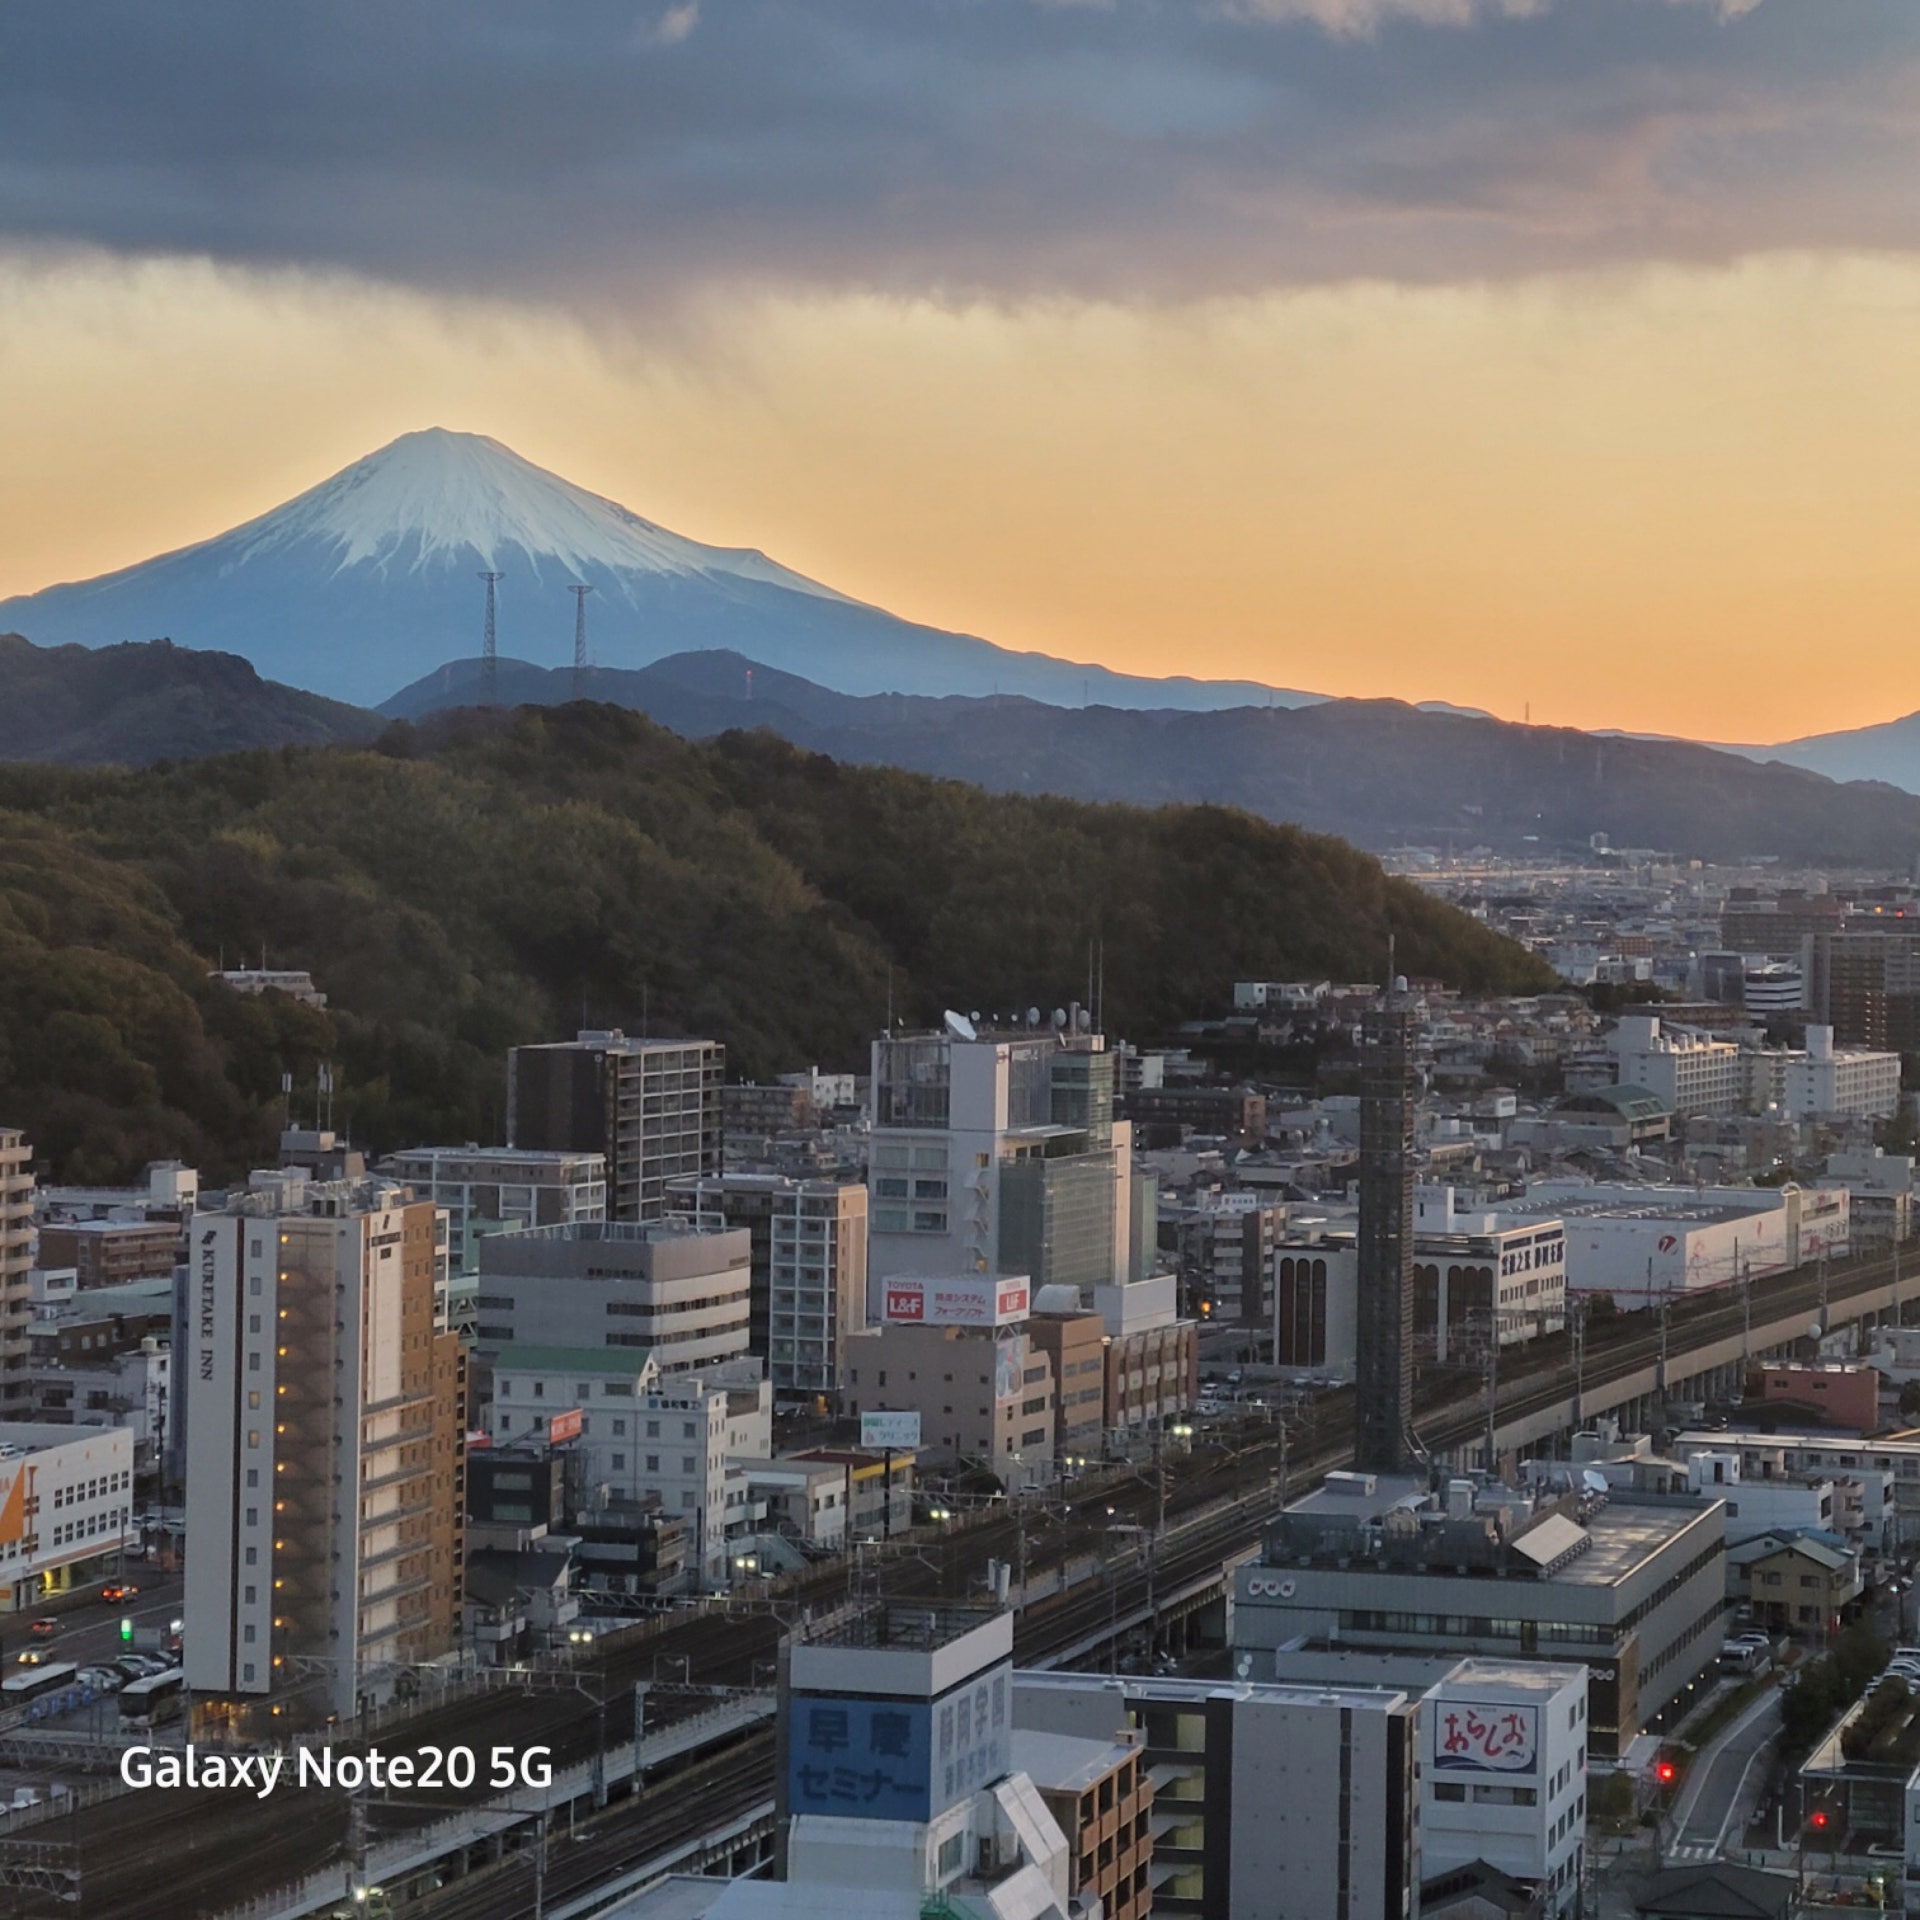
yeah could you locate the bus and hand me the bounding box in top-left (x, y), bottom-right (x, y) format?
top-left (118, 1669), bottom-right (185, 1731)
top-left (0, 1664), bottom-right (78, 1706)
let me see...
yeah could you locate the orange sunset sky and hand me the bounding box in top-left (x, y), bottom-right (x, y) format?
top-left (4, 2), bottom-right (1919, 742)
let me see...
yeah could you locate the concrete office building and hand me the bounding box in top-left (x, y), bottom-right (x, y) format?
top-left (1234, 1471), bottom-right (1726, 1756)
top-left (1422, 1661), bottom-right (1589, 1919)
top-left (379, 1146), bottom-right (607, 1273)
top-left (669, 1173), bottom-right (868, 1397)
top-left (489, 1345), bottom-right (771, 1586)
top-left (1355, 989), bottom-right (1417, 1473)
top-left (617, 1608), bottom-right (1079, 1920)
top-left (867, 1023), bottom-right (1141, 1311)
top-left (1014, 1670), bottom-right (1420, 1920)
top-left (842, 1275), bottom-right (1055, 1489)
top-left (0, 1131), bottom-right (33, 1406)
top-left (602, 1605), bottom-right (1083, 1920)
top-left (0, 1422), bottom-right (136, 1609)
top-left (507, 1031), bottom-right (723, 1221)
top-left (183, 1173), bottom-right (465, 1725)
top-left (474, 1220), bottom-right (751, 1373)
top-left (1497, 1178), bottom-right (1848, 1304)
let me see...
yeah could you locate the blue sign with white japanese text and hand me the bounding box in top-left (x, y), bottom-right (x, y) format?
top-left (786, 1664), bottom-right (1012, 1824)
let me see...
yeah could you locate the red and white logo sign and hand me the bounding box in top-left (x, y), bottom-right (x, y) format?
top-left (1657, 1234), bottom-right (1677, 1253)
top-left (885, 1286), bottom-right (926, 1322)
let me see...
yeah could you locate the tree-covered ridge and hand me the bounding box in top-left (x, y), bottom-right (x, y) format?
top-left (0, 704), bottom-right (1553, 1180)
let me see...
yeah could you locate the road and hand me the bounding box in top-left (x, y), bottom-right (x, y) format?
top-left (1668, 1687), bottom-right (1781, 1864)
top-left (1, 1571), bottom-right (183, 1693)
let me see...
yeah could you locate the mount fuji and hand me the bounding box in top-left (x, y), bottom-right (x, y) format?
top-left (0, 429), bottom-right (1324, 712)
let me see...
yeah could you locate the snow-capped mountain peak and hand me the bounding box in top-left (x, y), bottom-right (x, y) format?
top-left (222, 427), bottom-right (854, 603)
top-left (0, 427), bottom-right (1325, 712)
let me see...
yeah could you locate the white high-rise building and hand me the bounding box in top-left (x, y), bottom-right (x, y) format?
top-left (867, 1024), bottom-right (1138, 1317)
top-left (183, 1172), bottom-right (465, 1725)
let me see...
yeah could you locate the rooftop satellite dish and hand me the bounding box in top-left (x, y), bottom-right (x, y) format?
top-left (1027, 1007), bottom-right (1041, 1029)
top-left (1052, 1007), bottom-right (1068, 1029)
top-left (1808, 1320), bottom-right (1823, 1342)
top-left (1235, 1653), bottom-right (1253, 1679)
top-left (1581, 1469), bottom-right (1609, 1495)
top-left (944, 1009), bottom-right (978, 1042)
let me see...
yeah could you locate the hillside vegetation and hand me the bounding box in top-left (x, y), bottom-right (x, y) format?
top-left (0, 704), bottom-right (1552, 1179)
top-left (0, 633), bottom-right (382, 764)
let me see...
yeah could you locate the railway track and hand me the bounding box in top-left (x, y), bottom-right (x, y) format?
top-left (8, 1242), bottom-right (1903, 1916)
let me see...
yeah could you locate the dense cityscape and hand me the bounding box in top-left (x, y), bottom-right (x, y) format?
top-left (7, 4), bottom-right (1918, 1917)
top-left (0, 855), bottom-right (1918, 1915)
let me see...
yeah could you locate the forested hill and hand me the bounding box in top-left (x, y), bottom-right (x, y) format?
top-left (0, 704), bottom-right (1553, 1180)
top-left (0, 633), bottom-right (382, 763)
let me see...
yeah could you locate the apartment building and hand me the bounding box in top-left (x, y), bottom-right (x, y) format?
top-left (378, 1145), bottom-right (607, 1273)
top-left (669, 1172), bottom-right (868, 1396)
top-left (183, 1173), bottom-right (465, 1726)
top-left (508, 1031), bottom-right (723, 1221)
top-left (0, 1131), bottom-right (32, 1407)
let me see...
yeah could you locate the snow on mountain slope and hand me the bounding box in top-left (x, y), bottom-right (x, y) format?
top-left (221, 428), bottom-right (857, 602)
top-left (0, 428), bottom-right (1327, 712)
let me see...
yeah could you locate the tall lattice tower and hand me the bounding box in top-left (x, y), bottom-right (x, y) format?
top-left (1354, 976), bottom-right (1418, 1473)
top-left (477, 570), bottom-right (503, 706)
top-left (568, 583), bottom-right (594, 703)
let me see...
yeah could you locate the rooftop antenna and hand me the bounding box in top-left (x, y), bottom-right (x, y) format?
top-left (1386, 932), bottom-right (1396, 992)
top-left (478, 570), bottom-right (504, 707)
top-left (281, 1072), bottom-right (293, 1130)
top-left (568, 584), bottom-right (593, 703)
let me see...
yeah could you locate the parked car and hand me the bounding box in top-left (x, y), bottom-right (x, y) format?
top-left (100, 1584), bottom-right (137, 1603)
top-left (76, 1667), bottom-right (122, 1694)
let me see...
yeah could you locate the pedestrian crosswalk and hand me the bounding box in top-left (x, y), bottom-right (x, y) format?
top-left (1666, 1843), bottom-right (1720, 1862)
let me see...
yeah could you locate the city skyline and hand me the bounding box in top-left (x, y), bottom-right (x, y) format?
top-left (5, 2), bottom-right (1919, 739)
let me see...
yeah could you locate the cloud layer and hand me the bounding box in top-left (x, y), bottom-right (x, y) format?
top-left (1, 0), bottom-right (1913, 305)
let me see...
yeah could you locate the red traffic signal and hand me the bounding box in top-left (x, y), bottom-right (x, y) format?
top-left (1654, 1759), bottom-right (1676, 1786)
top-left (1810, 1808), bottom-right (1830, 1831)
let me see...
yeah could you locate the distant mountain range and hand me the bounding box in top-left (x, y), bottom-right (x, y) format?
top-left (1717, 714), bottom-right (1920, 796)
top-left (382, 649), bottom-right (1920, 867)
top-left (0, 428), bottom-right (1325, 713)
top-left (0, 633), bottom-right (379, 764)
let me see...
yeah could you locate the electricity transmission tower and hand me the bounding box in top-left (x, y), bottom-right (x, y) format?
top-left (568, 583), bottom-right (594, 703)
top-left (478, 570), bottom-right (504, 706)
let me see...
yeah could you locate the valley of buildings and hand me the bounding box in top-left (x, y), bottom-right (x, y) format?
top-left (19, 865), bottom-right (1920, 1917)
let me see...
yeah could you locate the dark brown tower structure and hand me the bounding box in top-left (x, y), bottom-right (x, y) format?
top-left (1354, 986), bottom-right (1417, 1472)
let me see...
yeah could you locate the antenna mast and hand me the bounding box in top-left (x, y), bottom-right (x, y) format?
top-left (568, 583), bottom-right (594, 703)
top-left (477, 570), bottom-right (504, 707)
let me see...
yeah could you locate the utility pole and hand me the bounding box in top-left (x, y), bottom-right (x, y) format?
top-left (568, 583), bottom-right (593, 703)
top-left (478, 570), bottom-right (504, 707)
top-left (1569, 1295), bottom-right (1586, 1434)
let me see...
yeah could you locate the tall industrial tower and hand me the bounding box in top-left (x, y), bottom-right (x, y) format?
top-left (1354, 979), bottom-right (1418, 1473)
top-left (568, 583), bottom-right (593, 703)
top-left (477, 570), bottom-right (504, 706)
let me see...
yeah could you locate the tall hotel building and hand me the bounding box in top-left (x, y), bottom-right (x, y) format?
top-left (184, 1173), bottom-right (464, 1726)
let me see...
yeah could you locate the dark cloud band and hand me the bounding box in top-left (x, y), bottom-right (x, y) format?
top-left (0, 0), bottom-right (1912, 302)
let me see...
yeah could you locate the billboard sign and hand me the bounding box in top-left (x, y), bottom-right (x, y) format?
top-left (786, 1665), bottom-right (1012, 1824)
top-left (1432, 1701), bottom-right (1539, 1774)
top-left (860, 1411), bottom-right (923, 1450)
top-left (882, 1276), bottom-right (1030, 1328)
top-left (546, 1407), bottom-right (584, 1445)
